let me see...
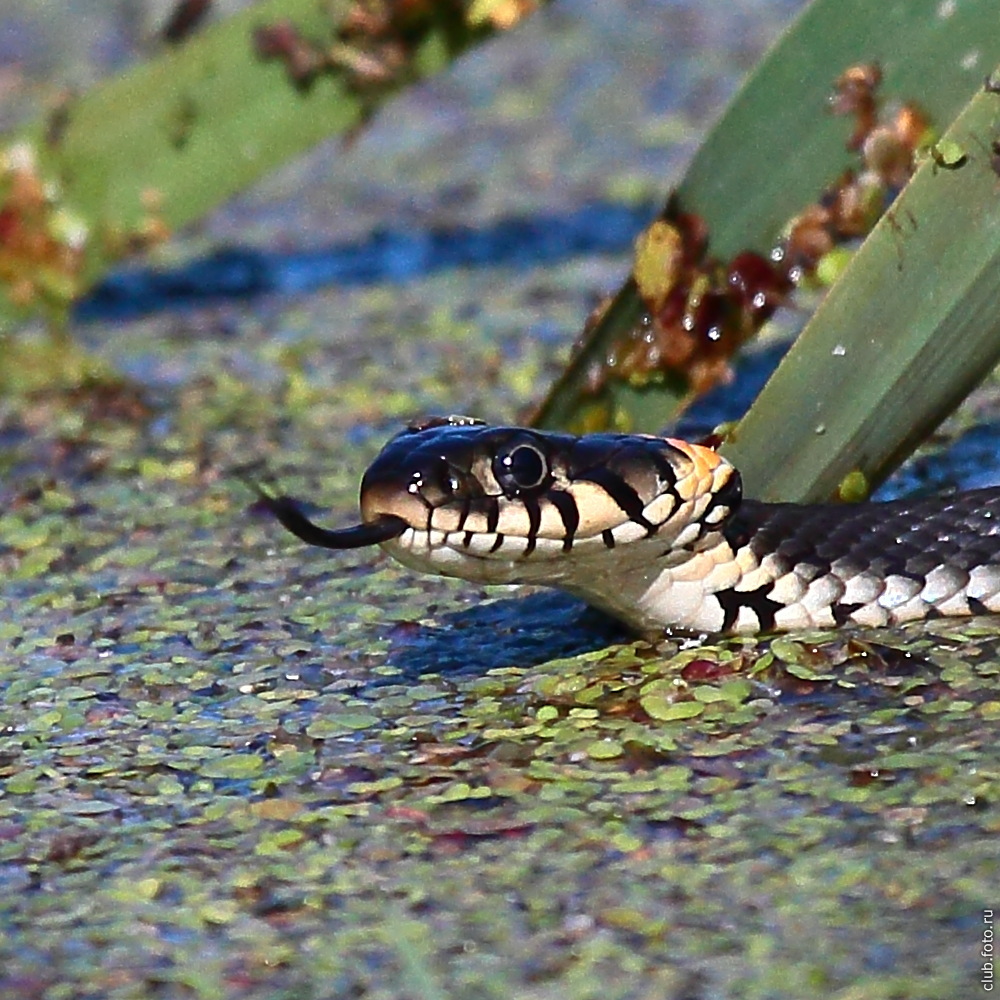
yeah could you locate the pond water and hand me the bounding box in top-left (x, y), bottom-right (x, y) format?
top-left (1, 3), bottom-right (997, 999)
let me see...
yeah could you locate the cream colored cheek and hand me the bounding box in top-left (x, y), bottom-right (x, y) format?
top-left (564, 481), bottom-right (628, 537)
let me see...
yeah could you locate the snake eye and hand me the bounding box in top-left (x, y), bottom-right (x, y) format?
top-left (493, 443), bottom-right (549, 497)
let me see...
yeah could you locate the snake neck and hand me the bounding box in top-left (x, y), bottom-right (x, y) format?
top-left (559, 492), bottom-right (1000, 636)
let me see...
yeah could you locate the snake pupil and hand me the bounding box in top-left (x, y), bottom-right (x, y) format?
top-left (494, 443), bottom-right (548, 496)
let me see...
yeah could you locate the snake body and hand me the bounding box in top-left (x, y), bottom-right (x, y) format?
top-left (259, 416), bottom-right (1000, 635)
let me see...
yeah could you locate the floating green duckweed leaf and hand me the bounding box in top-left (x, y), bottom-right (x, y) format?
top-left (198, 754), bottom-right (265, 779)
top-left (253, 828), bottom-right (307, 856)
top-left (66, 800), bottom-right (120, 815)
top-left (782, 662), bottom-right (838, 682)
top-left (640, 697), bottom-right (705, 722)
top-left (333, 711), bottom-right (381, 731)
top-left (4, 769), bottom-right (43, 794)
top-left (586, 739), bottom-right (624, 760)
top-left (347, 775), bottom-right (404, 796)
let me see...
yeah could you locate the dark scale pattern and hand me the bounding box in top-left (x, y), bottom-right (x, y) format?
top-left (715, 583), bottom-right (784, 633)
top-left (547, 490), bottom-right (580, 550)
top-left (727, 488), bottom-right (1000, 598)
top-left (522, 496), bottom-right (542, 556)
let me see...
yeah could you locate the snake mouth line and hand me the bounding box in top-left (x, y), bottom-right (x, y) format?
top-left (412, 495), bottom-right (653, 558)
top-left (412, 490), bottom-right (581, 558)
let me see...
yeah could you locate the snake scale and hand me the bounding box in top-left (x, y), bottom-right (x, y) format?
top-left (255, 416), bottom-right (1000, 636)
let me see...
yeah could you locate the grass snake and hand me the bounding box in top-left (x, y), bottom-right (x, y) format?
top-left (254, 416), bottom-right (1000, 636)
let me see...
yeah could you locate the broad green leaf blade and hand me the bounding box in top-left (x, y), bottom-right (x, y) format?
top-left (532, 0), bottom-right (1000, 433)
top-left (724, 77), bottom-right (1000, 503)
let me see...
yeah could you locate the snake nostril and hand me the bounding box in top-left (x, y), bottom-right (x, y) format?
top-left (494, 443), bottom-right (549, 496)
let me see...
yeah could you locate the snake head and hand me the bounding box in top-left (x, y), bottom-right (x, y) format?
top-left (298, 416), bottom-right (741, 586)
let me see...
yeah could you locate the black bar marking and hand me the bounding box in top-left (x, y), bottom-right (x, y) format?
top-left (714, 584), bottom-right (782, 634)
top-left (523, 497), bottom-right (542, 557)
top-left (463, 531), bottom-right (474, 549)
top-left (648, 449), bottom-right (680, 485)
top-left (968, 595), bottom-right (989, 616)
top-left (485, 496), bottom-right (500, 534)
top-left (547, 490), bottom-right (580, 551)
top-left (455, 497), bottom-right (472, 533)
top-left (831, 602), bottom-right (864, 626)
top-left (490, 533), bottom-right (504, 553)
top-left (602, 529), bottom-right (616, 549)
top-left (577, 468), bottom-right (656, 533)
